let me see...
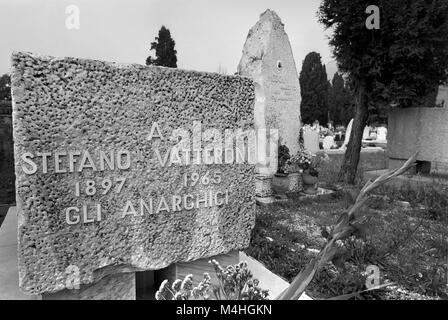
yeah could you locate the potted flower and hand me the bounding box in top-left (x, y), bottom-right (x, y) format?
top-left (284, 149), bottom-right (313, 193)
top-left (301, 151), bottom-right (329, 194)
top-left (272, 144), bottom-right (291, 191)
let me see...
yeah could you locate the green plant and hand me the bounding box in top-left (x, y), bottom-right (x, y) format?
top-left (146, 26), bottom-right (177, 67)
top-left (299, 52), bottom-right (330, 124)
top-left (277, 144), bottom-right (291, 174)
top-left (155, 273), bottom-right (212, 300)
top-left (155, 260), bottom-right (269, 300)
top-left (210, 260), bottom-right (269, 300)
top-left (303, 151), bottom-right (330, 177)
top-left (285, 148), bottom-right (313, 173)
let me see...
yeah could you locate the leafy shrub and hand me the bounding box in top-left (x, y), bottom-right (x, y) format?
top-left (278, 144), bottom-right (290, 174)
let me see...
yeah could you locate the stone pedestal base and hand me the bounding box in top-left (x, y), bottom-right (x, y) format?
top-left (255, 174), bottom-right (274, 197)
top-left (287, 173), bottom-right (302, 193)
top-left (42, 272), bottom-right (136, 300)
top-left (255, 174), bottom-right (274, 204)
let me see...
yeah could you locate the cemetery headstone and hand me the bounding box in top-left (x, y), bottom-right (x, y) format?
top-left (303, 126), bottom-right (320, 154)
top-left (436, 85), bottom-right (448, 107)
top-left (376, 127), bottom-right (387, 141)
top-left (362, 126), bottom-right (371, 140)
top-left (340, 118), bottom-right (353, 150)
top-left (11, 52), bottom-right (257, 297)
top-left (238, 9), bottom-right (302, 172)
top-left (322, 135), bottom-right (336, 150)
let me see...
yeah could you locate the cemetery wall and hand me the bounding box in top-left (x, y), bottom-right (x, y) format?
top-left (388, 107), bottom-right (448, 173)
top-left (319, 149), bottom-right (387, 182)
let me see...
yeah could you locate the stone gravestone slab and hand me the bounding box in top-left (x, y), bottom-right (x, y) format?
top-left (303, 126), bottom-right (320, 154)
top-left (238, 9), bottom-right (301, 173)
top-left (362, 126), bottom-right (371, 140)
top-left (436, 85), bottom-right (448, 107)
top-left (11, 52), bottom-right (256, 296)
top-left (322, 135), bottom-right (335, 150)
top-left (376, 126), bottom-right (387, 141)
top-left (340, 118), bottom-right (353, 150)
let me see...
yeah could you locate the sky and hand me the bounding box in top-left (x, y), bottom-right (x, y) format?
top-left (0, 0), bottom-right (337, 78)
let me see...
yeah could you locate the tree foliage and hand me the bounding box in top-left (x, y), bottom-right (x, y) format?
top-left (318, 0), bottom-right (448, 183)
top-left (299, 52), bottom-right (330, 125)
top-left (328, 72), bottom-right (354, 126)
top-left (0, 74), bottom-right (11, 101)
top-left (320, 0), bottom-right (448, 108)
top-left (146, 26), bottom-right (178, 68)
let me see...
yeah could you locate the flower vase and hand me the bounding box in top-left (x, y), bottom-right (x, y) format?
top-left (302, 171), bottom-right (318, 194)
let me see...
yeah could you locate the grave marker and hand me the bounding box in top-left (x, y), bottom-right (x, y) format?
top-left (238, 9), bottom-right (302, 173)
top-left (322, 135), bottom-right (336, 150)
top-left (11, 52), bottom-right (257, 296)
top-left (340, 118), bottom-right (353, 150)
top-left (303, 126), bottom-right (320, 154)
top-left (376, 126), bottom-right (387, 141)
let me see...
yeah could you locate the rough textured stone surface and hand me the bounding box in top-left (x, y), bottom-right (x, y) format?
top-left (238, 9), bottom-right (302, 172)
top-left (388, 106), bottom-right (448, 174)
top-left (42, 272), bottom-right (135, 300)
top-left (287, 173), bottom-right (302, 192)
top-left (254, 174), bottom-right (273, 197)
top-left (303, 126), bottom-right (320, 154)
top-left (0, 207), bottom-right (40, 300)
top-left (11, 52), bottom-right (256, 295)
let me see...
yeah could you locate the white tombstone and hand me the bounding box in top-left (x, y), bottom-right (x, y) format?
top-left (436, 85), bottom-right (448, 107)
top-left (303, 126), bottom-right (320, 154)
top-left (340, 118), bottom-right (353, 149)
top-left (322, 135), bottom-right (336, 150)
top-left (376, 127), bottom-right (387, 141)
top-left (362, 126), bottom-right (371, 140)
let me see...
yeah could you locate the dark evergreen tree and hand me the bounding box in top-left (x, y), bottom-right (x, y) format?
top-left (146, 26), bottom-right (177, 68)
top-left (319, 0), bottom-right (448, 183)
top-left (328, 72), bottom-right (354, 126)
top-left (299, 52), bottom-right (330, 125)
